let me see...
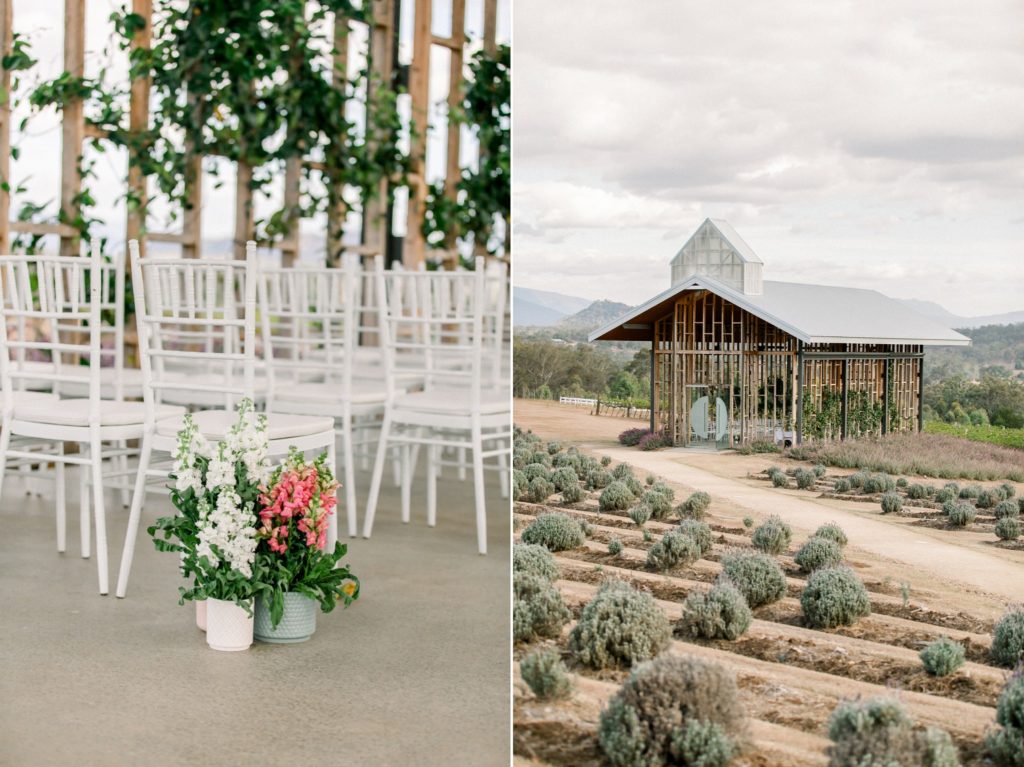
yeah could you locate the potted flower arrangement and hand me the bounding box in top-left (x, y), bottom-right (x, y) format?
top-left (252, 448), bottom-right (359, 643)
top-left (149, 400), bottom-right (270, 652)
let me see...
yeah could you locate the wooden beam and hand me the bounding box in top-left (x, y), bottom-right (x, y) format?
top-left (282, 156), bottom-right (300, 266)
top-left (325, 13), bottom-right (350, 267)
top-left (483, 0), bottom-right (497, 54)
top-left (441, 0), bottom-right (465, 269)
top-left (917, 355), bottom-right (924, 432)
top-left (10, 221), bottom-right (78, 237)
top-left (796, 342), bottom-right (804, 445)
top-left (126, 0), bottom-right (152, 261)
top-left (841, 358), bottom-right (849, 440)
top-left (181, 98), bottom-right (202, 258)
top-left (404, 0), bottom-right (432, 267)
top-left (60, 0), bottom-right (86, 256)
top-left (233, 161), bottom-right (254, 260)
top-left (147, 231), bottom-right (193, 244)
top-left (362, 0), bottom-right (395, 260)
top-left (882, 360), bottom-right (890, 436)
top-left (0, 0), bottom-right (12, 254)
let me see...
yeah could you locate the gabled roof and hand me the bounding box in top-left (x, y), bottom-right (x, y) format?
top-left (588, 274), bottom-right (971, 346)
top-left (671, 218), bottom-right (763, 265)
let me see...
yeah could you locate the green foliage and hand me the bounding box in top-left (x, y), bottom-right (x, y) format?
top-left (628, 504), bottom-right (652, 528)
top-left (751, 515), bottom-right (792, 555)
top-left (794, 468), bottom-right (817, 489)
top-left (862, 473), bottom-right (896, 494)
top-left (526, 476), bottom-right (555, 504)
top-left (987, 672), bottom-right (1024, 766)
top-left (598, 655), bottom-right (742, 767)
top-left (520, 513), bottom-right (585, 551)
top-left (678, 520), bottom-right (714, 555)
top-left (601, 455), bottom-right (613, 467)
top-left (1001, 483), bottom-right (1017, 499)
top-left (513, 543), bottom-right (559, 581)
top-left (513, 470), bottom-right (528, 501)
top-left (959, 484), bottom-right (982, 499)
top-left (794, 536), bottom-right (843, 573)
top-left (648, 481), bottom-right (676, 502)
top-left (832, 477), bottom-right (850, 493)
top-left (678, 491), bottom-right (712, 519)
top-left (945, 502), bottom-right (976, 528)
top-left (608, 538), bottom-right (624, 556)
top-left (801, 566), bottom-right (871, 628)
top-left (641, 489), bottom-right (673, 520)
top-left (907, 483), bottom-right (929, 500)
top-left (561, 483), bottom-right (584, 504)
top-left (977, 489), bottom-right (1000, 509)
top-left (996, 516), bottom-right (1021, 541)
top-left (679, 580), bottom-right (753, 641)
top-left (813, 464), bottom-right (828, 478)
top-left (569, 580), bottom-right (672, 670)
top-left (601, 481), bottom-right (635, 512)
top-left (814, 522), bottom-right (848, 548)
top-left (520, 648), bottom-right (572, 701)
top-left (992, 609), bottom-right (1024, 668)
top-left (513, 572), bottom-right (570, 643)
top-left (612, 463), bottom-right (635, 481)
top-left (925, 418), bottom-right (1024, 450)
top-left (645, 474), bottom-right (656, 486)
top-left (995, 500), bottom-right (1020, 519)
top-left (623, 475), bottom-right (645, 498)
top-left (530, 450), bottom-right (553, 468)
top-left (827, 697), bottom-right (959, 767)
top-left (719, 549), bottom-right (787, 608)
top-left (522, 463), bottom-right (549, 482)
top-left (880, 491), bottom-right (903, 514)
top-left (588, 469), bottom-right (613, 490)
top-left (742, 516), bottom-right (754, 528)
top-left (550, 466), bottom-right (579, 493)
top-left (935, 487), bottom-right (957, 504)
top-left (646, 531), bottom-right (701, 572)
top-left (920, 636), bottom-right (966, 677)
top-left (896, 477), bottom-right (909, 488)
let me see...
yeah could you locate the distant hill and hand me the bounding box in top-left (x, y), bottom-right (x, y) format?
top-left (925, 321), bottom-right (1024, 382)
top-left (556, 299), bottom-right (633, 333)
top-left (898, 298), bottom-right (1024, 329)
top-left (513, 296), bottom-right (567, 326)
top-left (513, 287), bottom-right (592, 326)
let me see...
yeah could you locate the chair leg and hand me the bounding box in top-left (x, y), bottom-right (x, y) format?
top-left (497, 444), bottom-right (509, 500)
top-left (90, 435), bottom-right (109, 595)
top-left (391, 445), bottom-right (401, 487)
top-left (79, 445), bottom-right (91, 559)
top-left (116, 434), bottom-right (153, 598)
top-left (340, 413), bottom-right (357, 539)
top-left (471, 422), bottom-right (487, 555)
top-left (55, 443), bottom-right (66, 553)
top-left (117, 439), bottom-right (130, 507)
top-left (427, 443), bottom-right (437, 528)
top-left (325, 437), bottom-right (339, 552)
top-left (458, 446), bottom-right (467, 481)
top-left (0, 419), bottom-right (13, 509)
top-left (362, 410), bottom-right (393, 539)
top-left (400, 443), bottom-right (411, 524)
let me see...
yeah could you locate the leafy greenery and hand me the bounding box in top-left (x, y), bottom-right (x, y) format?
top-left (925, 420), bottom-right (1024, 450)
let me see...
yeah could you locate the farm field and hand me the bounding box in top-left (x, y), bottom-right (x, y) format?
top-left (513, 399), bottom-right (1024, 766)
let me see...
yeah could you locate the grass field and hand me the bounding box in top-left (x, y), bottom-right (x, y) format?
top-left (924, 420), bottom-right (1024, 451)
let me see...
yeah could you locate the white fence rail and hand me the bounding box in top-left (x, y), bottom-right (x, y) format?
top-left (559, 396), bottom-right (597, 406)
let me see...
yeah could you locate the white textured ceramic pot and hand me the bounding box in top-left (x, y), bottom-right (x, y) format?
top-left (206, 598), bottom-right (254, 652)
top-left (254, 593), bottom-right (317, 643)
top-left (196, 599), bottom-right (208, 632)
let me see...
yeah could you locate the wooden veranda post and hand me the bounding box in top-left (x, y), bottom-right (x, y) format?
top-left (60, 0), bottom-right (86, 256)
top-left (363, 0), bottom-right (395, 260)
top-left (404, 0), bottom-right (432, 267)
top-left (441, 0), bottom-right (467, 268)
top-left (0, 0), bottom-right (12, 254)
top-left (126, 0), bottom-right (152, 262)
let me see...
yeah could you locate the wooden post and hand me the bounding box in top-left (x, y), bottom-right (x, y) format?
top-left (796, 343), bottom-right (804, 445)
top-left (841, 357), bottom-right (849, 440)
top-left (483, 0), bottom-right (497, 55)
top-left (649, 343), bottom-right (655, 433)
top-left (441, 0), bottom-right (466, 269)
top-left (917, 355), bottom-right (924, 432)
top-left (0, 0), bottom-right (12, 254)
top-left (363, 0), bottom-right (395, 259)
top-left (325, 13), bottom-right (350, 265)
top-left (233, 161), bottom-right (254, 260)
top-left (404, 0), bottom-right (432, 267)
top-left (126, 0), bottom-right (152, 262)
top-left (882, 359), bottom-right (890, 436)
top-left (181, 97), bottom-right (203, 258)
top-left (60, 0), bottom-right (86, 256)
top-left (281, 157), bottom-right (300, 266)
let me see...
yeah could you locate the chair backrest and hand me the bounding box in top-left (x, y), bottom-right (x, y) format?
top-left (374, 256), bottom-right (491, 404)
top-left (256, 255), bottom-right (359, 409)
top-left (0, 247), bottom-right (105, 418)
top-left (129, 240), bottom-right (258, 417)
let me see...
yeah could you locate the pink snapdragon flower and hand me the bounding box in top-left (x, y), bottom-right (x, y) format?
top-left (257, 461), bottom-right (339, 553)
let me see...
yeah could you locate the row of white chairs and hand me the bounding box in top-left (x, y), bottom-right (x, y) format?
top-left (0, 243), bottom-right (511, 597)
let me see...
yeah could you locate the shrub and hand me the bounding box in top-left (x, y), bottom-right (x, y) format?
top-left (987, 672), bottom-right (1024, 766)
top-left (679, 580), bottom-right (753, 640)
top-left (561, 483), bottom-right (584, 504)
top-left (751, 515), bottom-right (792, 555)
top-left (550, 466), bottom-right (579, 493)
top-left (767, 466), bottom-right (786, 481)
top-left (678, 519), bottom-right (714, 555)
top-left (598, 655), bottom-right (742, 767)
top-left (896, 477), bottom-right (909, 488)
top-left (1000, 482), bottom-right (1017, 499)
top-left (827, 697), bottom-right (959, 767)
top-left (569, 580), bottom-right (672, 669)
top-left (628, 504), bottom-right (651, 528)
top-left (827, 697), bottom-right (912, 743)
top-left (742, 516), bottom-right (754, 528)
top-left (977, 489), bottom-right (1000, 509)
top-left (934, 487), bottom-right (956, 504)
top-left (608, 538), bottom-right (623, 556)
top-left (920, 636), bottom-right (965, 677)
top-left (601, 455), bottom-right (612, 467)
top-left (648, 481), bottom-right (675, 502)
top-left (943, 481), bottom-right (960, 495)
top-left (794, 468), bottom-right (816, 489)
top-left (862, 473), bottom-right (895, 494)
top-left (612, 463), bottom-right (634, 481)
top-left (801, 566), bottom-right (870, 628)
top-left (530, 450), bottom-right (553, 468)
top-left (618, 428), bottom-right (649, 447)
top-left (959, 484), bottom-right (982, 499)
top-left (719, 549), bottom-right (787, 608)
top-left (946, 502), bottom-right (976, 528)
top-left (646, 531), bottom-right (701, 572)
top-left (996, 517), bottom-right (1021, 541)
top-left (600, 481), bottom-right (634, 512)
top-left (526, 477), bottom-right (556, 504)
top-left (522, 463), bottom-right (549, 482)
top-left (907, 483), bottom-right (928, 500)
top-left (641, 490), bottom-right (673, 520)
top-left (638, 432), bottom-right (671, 451)
top-left (677, 490), bottom-right (712, 519)
top-left (588, 469), bottom-right (613, 490)
top-left (814, 522), bottom-right (848, 548)
top-left (579, 519), bottom-right (594, 538)
top-left (813, 464), bottom-right (828, 478)
top-left (513, 572), bottom-right (570, 643)
top-left (794, 536), bottom-right (843, 573)
top-left (880, 491), bottom-right (903, 514)
top-left (645, 474), bottom-right (656, 486)
top-left (995, 500), bottom-right (1020, 519)
top-left (552, 451), bottom-right (581, 471)
top-left (833, 477), bottom-right (851, 493)
top-left (623, 475), bottom-right (644, 498)
top-left (513, 447), bottom-right (532, 470)
top-left (520, 648), bottom-right (572, 700)
top-left (547, 441), bottom-right (561, 455)
top-left (521, 512), bottom-right (586, 551)
top-left (848, 471), bottom-right (867, 489)
top-left (992, 608), bottom-right (1024, 668)
top-left (513, 470), bottom-right (528, 500)
top-left (513, 543), bottom-right (559, 581)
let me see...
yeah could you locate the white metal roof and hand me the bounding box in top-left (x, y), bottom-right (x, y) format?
top-left (671, 218), bottom-right (763, 266)
top-left (589, 274), bottom-right (971, 346)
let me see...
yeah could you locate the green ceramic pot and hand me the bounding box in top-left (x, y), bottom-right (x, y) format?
top-left (254, 593), bottom-right (317, 643)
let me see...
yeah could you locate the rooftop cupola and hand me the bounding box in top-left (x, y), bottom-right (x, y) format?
top-left (670, 218), bottom-right (763, 295)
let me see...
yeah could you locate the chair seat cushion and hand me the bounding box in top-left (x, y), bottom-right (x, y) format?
top-left (12, 399), bottom-right (183, 427)
top-left (392, 387), bottom-right (509, 415)
top-left (273, 381), bottom-right (388, 406)
top-left (156, 410), bottom-right (335, 441)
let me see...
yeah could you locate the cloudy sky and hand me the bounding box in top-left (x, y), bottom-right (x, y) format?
top-left (513, 0), bottom-right (1024, 317)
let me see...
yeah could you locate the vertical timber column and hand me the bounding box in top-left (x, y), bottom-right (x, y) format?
top-left (483, 0), bottom-right (497, 55)
top-left (917, 353), bottom-right (924, 432)
top-left (325, 13), bottom-right (350, 265)
top-left (0, 0), bottom-right (12, 254)
top-left (442, 0), bottom-right (466, 269)
top-left (60, 0), bottom-right (86, 256)
top-left (841, 357), bottom-right (849, 440)
top-left (881, 358), bottom-right (890, 436)
top-left (233, 162), bottom-right (254, 260)
top-left (649, 339), bottom-right (655, 433)
top-left (795, 342), bottom-right (804, 445)
top-left (282, 158), bottom-right (300, 267)
top-left (404, 0), bottom-right (432, 267)
top-left (364, 0), bottom-right (394, 258)
top-left (181, 98), bottom-right (203, 258)
top-left (126, 0), bottom-right (152, 262)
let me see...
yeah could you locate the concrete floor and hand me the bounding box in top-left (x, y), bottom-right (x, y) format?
top-left (0, 464), bottom-right (510, 766)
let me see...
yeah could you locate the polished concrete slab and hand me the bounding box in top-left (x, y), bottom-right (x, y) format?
top-left (0, 465), bottom-right (510, 766)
